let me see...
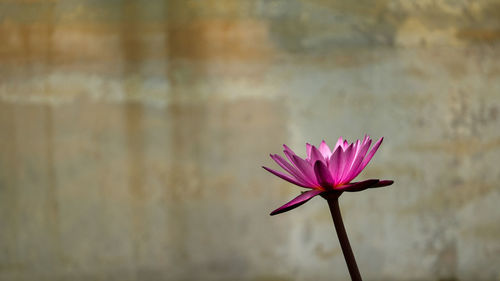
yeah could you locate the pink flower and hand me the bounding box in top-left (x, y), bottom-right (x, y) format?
top-left (263, 135), bottom-right (393, 215)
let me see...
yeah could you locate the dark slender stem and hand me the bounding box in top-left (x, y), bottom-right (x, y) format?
top-left (326, 195), bottom-right (362, 281)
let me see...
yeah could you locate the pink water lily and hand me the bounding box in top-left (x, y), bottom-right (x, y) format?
top-left (263, 135), bottom-right (393, 215)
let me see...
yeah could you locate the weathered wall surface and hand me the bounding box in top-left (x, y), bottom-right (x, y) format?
top-left (1, 1), bottom-right (499, 280)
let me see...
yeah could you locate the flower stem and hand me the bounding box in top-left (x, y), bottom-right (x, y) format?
top-left (326, 194), bottom-right (362, 281)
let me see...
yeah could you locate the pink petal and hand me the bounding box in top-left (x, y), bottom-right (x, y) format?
top-left (282, 144), bottom-right (303, 171)
top-left (340, 140), bottom-right (360, 181)
top-left (354, 137), bottom-right (383, 176)
top-left (372, 180), bottom-right (394, 188)
top-left (283, 144), bottom-right (297, 159)
top-left (309, 145), bottom-right (325, 164)
top-left (333, 137), bottom-right (344, 151)
top-left (306, 143), bottom-right (312, 160)
top-left (282, 149), bottom-right (295, 164)
top-left (337, 143), bottom-right (353, 184)
top-left (362, 134), bottom-right (370, 145)
top-left (318, 140), bottom-right (332, 158)
top-left (328, 146), bottom-right (343, 184)
top-left (335, 179), bottom-right (380, 192)
top-left (342, 139), bottom-right (372, 182)
top-left (270, 154), bottom-right (312, 187)
top-left (291, 155), bottom-right (320, 186)
top-left (343, 140), bottom-right (349, 149)
top-left (262, 166), bottom-right (311, 188)
top-left (283, 150), bottom-right (317, 186)
top-left (313, 160), bottom-right (334, 188)
top-left (270, 189), bottom-right (323, 216)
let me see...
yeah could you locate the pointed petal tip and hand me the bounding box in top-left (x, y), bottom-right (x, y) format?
top-left (373, 137), bottom-right (384, 146)
top-left (373, 180), bottom-right (394, 187)
top-left (268, 189), bottom-right (323, 216)
top-left (309, 145), bottom-right (326, 164)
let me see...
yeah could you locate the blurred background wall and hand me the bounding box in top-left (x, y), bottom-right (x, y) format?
top-left (0, 0), bottom-right (499, 280)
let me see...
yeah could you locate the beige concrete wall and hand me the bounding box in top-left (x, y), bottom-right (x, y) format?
top-left (0, 1), bottom-right (499, 280)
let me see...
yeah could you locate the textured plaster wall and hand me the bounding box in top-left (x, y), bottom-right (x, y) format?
top-left (0, 1), bottom-right (500, 280)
